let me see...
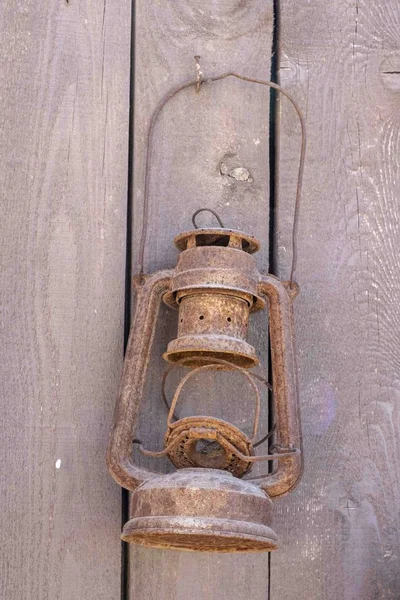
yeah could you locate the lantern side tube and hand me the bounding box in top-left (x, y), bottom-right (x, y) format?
top-left (107, 270), bottom-right (174, 491)
top-left (251, 275), bottom-right (303, 496)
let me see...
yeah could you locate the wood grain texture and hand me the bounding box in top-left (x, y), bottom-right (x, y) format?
top-left (0, 1), bottom-right (130, 598)
top-left (272, 0), bottom-right (400, 598)
top-left (129, 1), bottom-right (274, 598)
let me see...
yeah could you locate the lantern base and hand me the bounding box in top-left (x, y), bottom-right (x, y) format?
top-left (122, 468), bottom-right (278, 553)
top-left (122, 515), bottom-right (277, 552)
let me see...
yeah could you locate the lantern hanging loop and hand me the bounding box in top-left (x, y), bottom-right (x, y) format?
top-left (192, 208), bottom-right (225, 229)
top-left (138, 68), bottom-right (307, 287)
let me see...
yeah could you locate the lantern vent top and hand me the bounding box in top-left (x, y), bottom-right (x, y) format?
top-left (174, 228), bottom-right (260, 255)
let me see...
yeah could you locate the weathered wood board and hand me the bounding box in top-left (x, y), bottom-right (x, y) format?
top-left (0, 1), bottom-right (130, 598)
top-left (129, 1), bottom-right (274, 598)
top-left (272, 0), bottom-right (400, 598)
top-left (4, 0), bottom-right (399, 597)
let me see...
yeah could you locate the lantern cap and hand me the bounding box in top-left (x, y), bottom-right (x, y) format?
top-left (164, 228), bottom-right (265, 314)
top-left (174, 228), bottom-right (260, 254)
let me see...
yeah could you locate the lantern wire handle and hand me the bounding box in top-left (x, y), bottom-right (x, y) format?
top-left (166, 361), bottom-right (261, 442)
top-left (160, 356), bottom-right (274, 447)
top-left (137, 68), bottom-right (306, 288)
top-left (134, 359), bottom-right (300, 463)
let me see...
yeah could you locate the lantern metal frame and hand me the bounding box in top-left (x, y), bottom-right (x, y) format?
top-left (107, 227), bottom-right (302, 496)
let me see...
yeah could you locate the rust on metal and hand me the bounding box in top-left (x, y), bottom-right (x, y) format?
top-left (109, 66), bottom-right (307, 553)
top-left (107, 225), bottom-right (303, 552)
top-left (121, 468), bottom-right (278, 552)
top-left (163, 228), bottom-right (264, 368)
top-left (106, 270), bottom-right (173, 490)
top-left (163, 419), bottom-right (254, 477)
top-left (248, 275), bottom-right (303, 497)
top-left (136, 359), bottom-right (299, 476)
top-left (162, 360), bottom-right (259, 477)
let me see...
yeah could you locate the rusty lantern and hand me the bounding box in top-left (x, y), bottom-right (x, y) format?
top-left (107, 222), bottom-right (303, 552)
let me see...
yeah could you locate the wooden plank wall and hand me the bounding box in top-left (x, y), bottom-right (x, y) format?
top-left (129, 1), bottom-right (274, 598)
top-left (3, 1), bottom-right (400, 599)
top-left (272, 0), bottom-right (400, 598)
top-left (1, 1), bottom-right (130, 598)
